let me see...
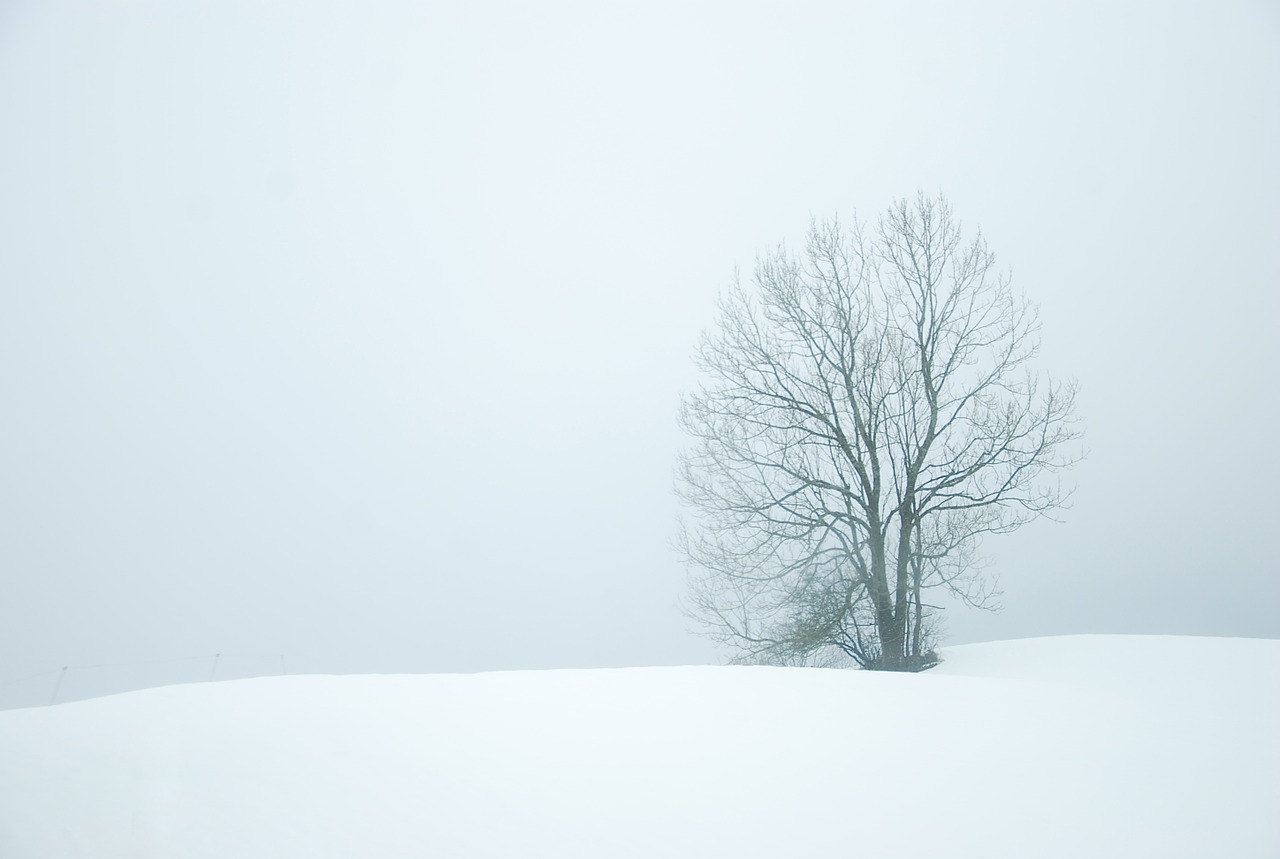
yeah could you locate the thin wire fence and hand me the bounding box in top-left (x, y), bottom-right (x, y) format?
top-left (0, 653), bottom-right (290, 710)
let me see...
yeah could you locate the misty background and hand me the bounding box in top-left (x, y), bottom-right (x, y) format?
top-left (2, 1), bottom-right (1277, 707)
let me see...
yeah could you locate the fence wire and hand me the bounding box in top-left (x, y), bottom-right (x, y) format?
top-left (0, 653), bottom-right (290, 708)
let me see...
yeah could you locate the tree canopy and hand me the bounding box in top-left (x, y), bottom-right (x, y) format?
top-left (678, 193), bottom-right (1082, 669)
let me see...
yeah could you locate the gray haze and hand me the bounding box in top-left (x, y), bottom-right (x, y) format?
top-left (2, 1), bottom-right (1277, 706)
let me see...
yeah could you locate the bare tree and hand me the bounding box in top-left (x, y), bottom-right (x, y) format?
top-left (677, 193), bottom-right (1081, 670)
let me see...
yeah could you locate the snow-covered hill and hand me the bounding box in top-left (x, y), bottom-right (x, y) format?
top-left (1, 636), bottom-right (1276, 858)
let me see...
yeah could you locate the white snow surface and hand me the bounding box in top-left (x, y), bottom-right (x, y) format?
top-left (1, 635), bottom-right (1276, 858)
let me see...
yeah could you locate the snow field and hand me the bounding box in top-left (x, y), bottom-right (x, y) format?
top-left (1, 635), bottom-right (1275, 858)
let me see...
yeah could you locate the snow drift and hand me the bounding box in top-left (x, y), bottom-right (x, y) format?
top-left (1, 635), bottom-right (1276, 858)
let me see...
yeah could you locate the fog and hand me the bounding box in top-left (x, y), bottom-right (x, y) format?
top-left (2, 1), bottom-right (1277, 705)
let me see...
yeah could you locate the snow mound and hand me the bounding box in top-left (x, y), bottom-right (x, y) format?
top-left (1, 635), bottom-right (1276, 858)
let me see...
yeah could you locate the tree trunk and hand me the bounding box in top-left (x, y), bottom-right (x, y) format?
top-left (911, 580), bottom-right (923, 658)
top-left (866, 520), bottom-right (903, 669)
top-left (875, 607), bottom-right (906, 669)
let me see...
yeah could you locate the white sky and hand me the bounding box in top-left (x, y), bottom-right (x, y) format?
top-left (1, 0), bottom-right (1277, 704)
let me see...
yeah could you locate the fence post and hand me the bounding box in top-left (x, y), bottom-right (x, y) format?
top-left (48, 666), bottom-right (68, 706)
